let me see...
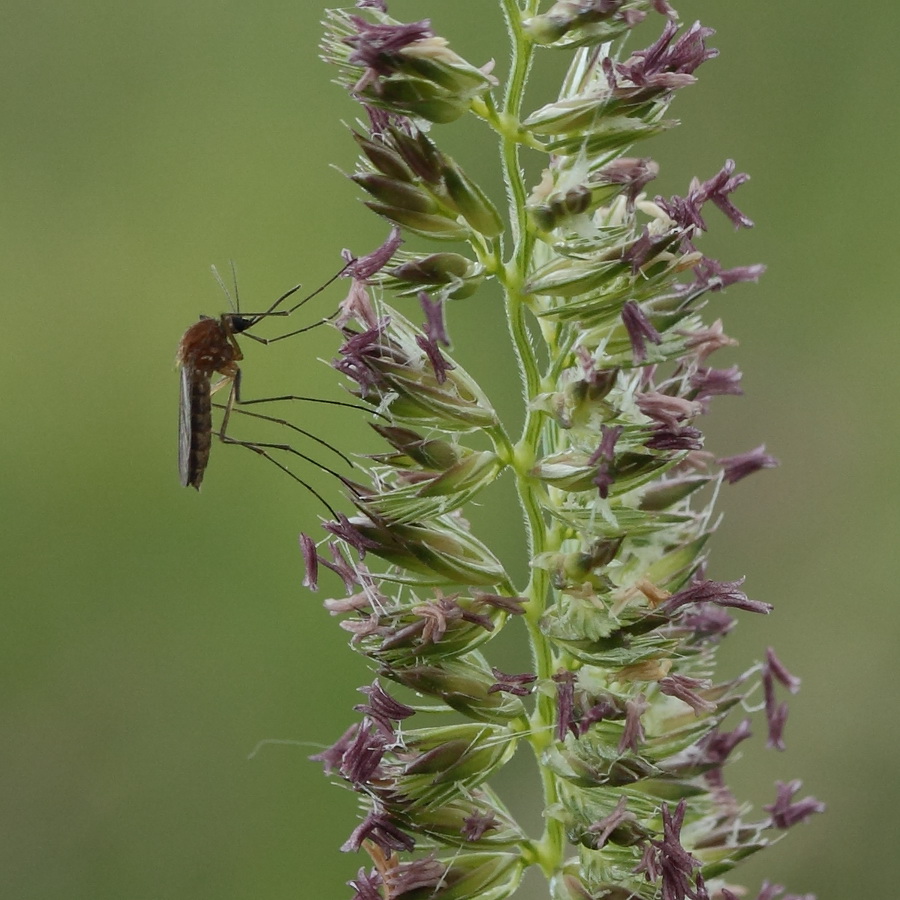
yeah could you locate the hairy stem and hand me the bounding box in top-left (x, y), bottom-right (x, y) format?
top-left (498, 0), bottom-right (565, 879)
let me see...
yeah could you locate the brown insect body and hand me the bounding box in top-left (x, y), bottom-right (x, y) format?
top-left (177, 314), bottom-right (252, 489)
top-left (176, 264), bottom-right (360, 506)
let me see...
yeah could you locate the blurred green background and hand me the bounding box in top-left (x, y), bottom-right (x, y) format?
top-left (2, 1), bottom-right (896, 897)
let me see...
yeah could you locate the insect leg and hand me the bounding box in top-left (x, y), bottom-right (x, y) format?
top-left (218, 372), bottom-right (354, 489)
top-left (212, 401), bottom-right (354, 467)
top-left (234, 392), bottom-right (384, 419)
top-left (283, 261), bottom-right (352, 315)
top-left (243, 259), bottom-right (353, 327)
top-left (227, 367), bottom-right (370, 460)
top-left (241, 314), bottom-right (338, 346)
top-left (215, 435), bottom-right (341, 518)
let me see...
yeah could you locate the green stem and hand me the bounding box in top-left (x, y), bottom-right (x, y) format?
top-left (498, 0), bottom-right (566, 880)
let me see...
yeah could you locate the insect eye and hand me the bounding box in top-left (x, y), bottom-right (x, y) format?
top-left (230, 315), bottom-right (255, 334)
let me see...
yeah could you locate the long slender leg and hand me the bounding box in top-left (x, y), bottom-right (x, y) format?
top-left (234, 391), bottom-right (382, 419)
top-left (212, 260), bottom-right (353, 333)
top-left (212, 401), bottom-right (354, 467)
top-left (218, 431), bottom-right (360, 511)
top-left (227, 367), bottom-right (381, 446)
top-left (216, 435), bottom-right (340, 518)
top-left (241, 315), bottom-right (338, 346)
top-left (283, 262), bottom-right (352, 315)
top-left (211, 266), bottom-right (304, 320)
top-left (217, 374), bottom-right (354, 488)
top-left (217, 374), bottom-right (239, 441)
top-left (224, 352), bottom-right (383, 418)
top-left (246, 260), bottom-right (352, 325)
top-left (251, 281), bottom-right (304, 319)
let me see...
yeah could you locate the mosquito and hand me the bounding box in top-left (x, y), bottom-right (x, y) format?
top-left (176, 264), bottom-right (361, 514)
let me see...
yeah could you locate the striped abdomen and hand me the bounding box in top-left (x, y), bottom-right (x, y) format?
top-left (179, 367), bottom-right (214, 489)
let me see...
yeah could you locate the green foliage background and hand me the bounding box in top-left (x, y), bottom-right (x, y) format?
top-left (2, 1), bottom-right (895, 897)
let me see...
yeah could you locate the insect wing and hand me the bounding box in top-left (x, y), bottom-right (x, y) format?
top-left (179, 365), bottom-right (214, 489)
top-left (179, 365), bottom-right (196, 487)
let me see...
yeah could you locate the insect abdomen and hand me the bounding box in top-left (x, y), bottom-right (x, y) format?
top-left (179, 368), bottom-right (214, 489)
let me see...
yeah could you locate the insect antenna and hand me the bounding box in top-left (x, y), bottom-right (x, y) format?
top-left (230, 260), bottom-right (241, 313)
top-left (210, 263), bottom-right (239, 313)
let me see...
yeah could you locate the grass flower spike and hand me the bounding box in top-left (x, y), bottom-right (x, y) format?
top-left (302, 3), bottom-right (822, 898)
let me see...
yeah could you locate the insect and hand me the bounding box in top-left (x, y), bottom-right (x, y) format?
top-left (176, 266), bottom-right (357, 513)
